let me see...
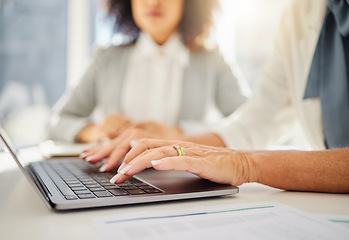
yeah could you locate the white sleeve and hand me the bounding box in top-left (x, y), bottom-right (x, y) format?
top-left (46, 48), bottom-right (106, 142)
top-left (212, 3), bottom-right (298, 150)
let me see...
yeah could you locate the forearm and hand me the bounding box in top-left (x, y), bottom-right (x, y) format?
top-left (247, 148), bottom-right (349, 193)
top-left (180, 132), bottom-right (226, 147)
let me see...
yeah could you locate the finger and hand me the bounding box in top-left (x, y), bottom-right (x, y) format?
top-left (99, 138), bottom-right (132, 172)
top-left (112, 155), bottom-right (202, 185)
top-left (82, 142), bottom-right (116, 163)
top-left (123, 138), bottom-right (177, 165)
top-left (151, 156), bottom-right (203, 176)
top-left (80, 144), bottom-right (106, 160)
top-left (116, 146), bottom-right (179, 181)
top-left (118, 141), bottom-right (178, 172)
top-left (80, 144), bottom-right (100, 157)
top-left (123, 144), bottom-right (208, 178)
top-left (110, 160), bottom-right (151, 184)
top-left (109, 172), bottom-right (131, 184)
top-left (98, 129), bottom-right (139, 172)
top-left (82, 144), bottom-right (100, 153)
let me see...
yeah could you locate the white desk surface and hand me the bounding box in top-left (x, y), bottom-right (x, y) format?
top-left (1, 148), bottom-right (348, 240)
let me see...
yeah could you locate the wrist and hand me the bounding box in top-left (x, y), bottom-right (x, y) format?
top-left (239, 150), bottom-right (261, 184)
top-left (76, 124), bottom-right (93, 142)
top-left (76, 124), bottom-right (107, 143)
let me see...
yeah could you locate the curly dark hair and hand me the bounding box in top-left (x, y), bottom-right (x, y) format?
top-left (106, 0), bottom-right (219, 50)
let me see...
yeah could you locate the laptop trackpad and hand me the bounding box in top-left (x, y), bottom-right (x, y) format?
top-left (136, 168), bottom-right (232, 194)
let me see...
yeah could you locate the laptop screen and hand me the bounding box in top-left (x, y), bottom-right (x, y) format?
top-left (0, 126), bottom-right (33, 177)
top-left (0, 126), bottom-right (19, 156)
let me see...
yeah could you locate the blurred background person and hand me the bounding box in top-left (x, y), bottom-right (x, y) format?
top-left (46, 0), bottom-right (249, 144)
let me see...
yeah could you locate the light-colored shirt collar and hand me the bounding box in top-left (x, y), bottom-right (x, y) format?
top-left (132, 32), bottom-right (190, 66)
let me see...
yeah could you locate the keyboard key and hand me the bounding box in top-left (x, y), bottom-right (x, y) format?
top-left (128, 178), bottom-right (144, 184)
top-left (80, 180), bottom-right (97, 184)
top-left (135, 183), bottom-right (152, 188)
top-left (100, 182), bottom-right (118, 187)
top-left (65, 180), bottom-right (80, 184)
top-left (139, 185), bottom-right (157, 190)
top-left (89, 187), bottom-right (105, 192)
top-left (77, 193), bottom-right (95, 199)
top-left (65, 195), bottom-right (78, 200)
top-left (109, 189), bottom-right (130, 196)
top-left (74, 190), bottom-right (91, 195)
top-left (93, 176), bottom-right (109, 181)
top-left (71, 187), bottom-right (86, 191)
top-left (127, 189), bottom-right (147, 195)
top-left (121, 185), bottom-right (139, 190)
top-left (67, 183), bottom-right (84, 188)
top-left (143, 188), bottom-right (162, 194)
top-left (104, 173), bottom-right (115, 178)
top-left (77, 177), bottom-right (91, 181)
top-left (61, 177), bottom-right (77, 181)
top-left (105, 185), bottom-right (121, 190)
top-left (97, 179), bottom-right (111, 183)
top-left (84, 184), bottom-right (100, 188)
top-left (117, 181), bottom-right (133, 187)
top-left (94, 191), bottom-right (113, 198)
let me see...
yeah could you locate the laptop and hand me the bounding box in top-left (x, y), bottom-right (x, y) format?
top-left (0, 127), bottom-right (238, 211)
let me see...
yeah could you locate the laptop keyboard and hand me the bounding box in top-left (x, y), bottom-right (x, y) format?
top-left (41, 160), bottom-right (162, 200)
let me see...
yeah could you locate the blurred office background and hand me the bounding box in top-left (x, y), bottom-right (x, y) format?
top-left (0, 0), bottom-right (291, 145)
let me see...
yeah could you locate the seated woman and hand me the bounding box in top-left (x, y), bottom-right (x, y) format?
top-left (47, 0), bottom-right (249, 145)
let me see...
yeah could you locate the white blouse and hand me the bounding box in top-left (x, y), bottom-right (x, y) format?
top-left (121, 33), bottom-right (190, 125)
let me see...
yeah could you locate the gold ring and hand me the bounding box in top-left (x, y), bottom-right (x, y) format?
top-left (173, 145), bottom-right (185, 156)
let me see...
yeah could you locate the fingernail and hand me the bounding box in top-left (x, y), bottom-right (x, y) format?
top-left (86, 156), bottom-right (95, 162)
top-left (130, 140), bottom-right (138, 148)
top-left (117, 162), bottom-right (125, 173)
top-left (99, 165), bottom-right (107, 172)
top-left (119, 164), bottom-right (133, 175)
top-left (110, 173), bottom-right (121, 183)
top-left (80, 152), bottom-right (88, 158)
top-left (151, 160), bottom-right (162, 166)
